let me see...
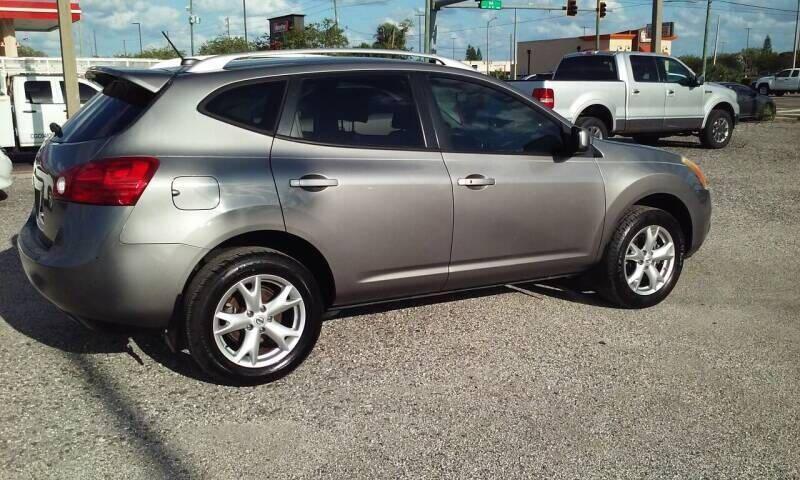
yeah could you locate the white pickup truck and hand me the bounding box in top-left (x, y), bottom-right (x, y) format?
top-left (0, 74), bottom-right (100, 150)
top-left (508, 51), bottom-right (740, 149)
top-left (754, 68), bottom-right (800, 96)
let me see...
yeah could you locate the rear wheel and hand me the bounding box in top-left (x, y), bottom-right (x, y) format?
top-left (700, 109), bottom-right (733, 149)
top-left (576, 116), bottom-right (609, 140)
top-left (598, 206), bottom-right (685, 309)
top-left (184, 247), bottom-right (323, 384)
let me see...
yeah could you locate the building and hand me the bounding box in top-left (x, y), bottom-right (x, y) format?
top-left (464, 60), bottom-right (512, 76)
top-left (516, 23), bottom-right (677, 76)
top-left (268, 14), bottom-right (305, 50)
top-left (0, 0), bottom-right (81, 56)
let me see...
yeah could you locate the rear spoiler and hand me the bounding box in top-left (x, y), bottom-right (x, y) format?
top-left (85, 66), bottom-right (176, 93)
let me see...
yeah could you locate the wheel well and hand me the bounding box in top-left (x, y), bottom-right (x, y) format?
top-left (710, 102), bottom-right (736, 126)
top-left (189, 231), bottom-right (336, 308)
top-left (634, 194), bottom-right (693, 249)
top-left (578, 105), bottom-right (613, 133)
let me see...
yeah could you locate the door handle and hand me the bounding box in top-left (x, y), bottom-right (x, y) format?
top-left (290, 176), bottom-right (339, 189)
top-left (23, 110), bottom-right (37, 113)
top-left (632, 89), bottom-right (641, 94)
top-left (667, 89), bottom-right (676, 96)
top-left (457, 176), bottom-right (495, 187)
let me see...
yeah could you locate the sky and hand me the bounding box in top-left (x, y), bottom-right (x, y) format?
top-left (21, 0), bottom-right (800, 61)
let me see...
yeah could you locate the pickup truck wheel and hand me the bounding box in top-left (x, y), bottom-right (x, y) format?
top-left (700, 109), bottom-right (733, 149)
top-left (774, 91), bottom-right (785, 97)
top-left (598, 206), bottom-right (685, 309)
top-left (758, 85), bottom-right (770, 95)
top-left (576, 116), bottom-right (609, 140)
top-left (184, 247), bottom-right (323, 385)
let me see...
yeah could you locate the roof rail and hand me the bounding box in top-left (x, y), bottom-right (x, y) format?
top-left (185, 48), bottom-right (474, 73)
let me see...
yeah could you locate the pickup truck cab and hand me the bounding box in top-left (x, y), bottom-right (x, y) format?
top-left (508, 51), bottom-right (739, 149)
top-left (755, 68), bottom-right (800, 96)
top-left (0, 74), bottom-right (100, 150)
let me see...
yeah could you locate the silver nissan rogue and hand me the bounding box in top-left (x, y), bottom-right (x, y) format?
top-left (19, 50), bottom-right (711, 384)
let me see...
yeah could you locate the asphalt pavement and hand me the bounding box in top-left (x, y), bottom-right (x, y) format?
top-left (774, 94), bottom-right (800, 120)
top-left (0, 121), bottom-right (798, 479)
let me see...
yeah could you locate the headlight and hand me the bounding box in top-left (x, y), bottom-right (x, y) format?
top-left (682, 156), bottom-right (708, 189)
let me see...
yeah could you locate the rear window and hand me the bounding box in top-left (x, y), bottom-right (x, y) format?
top-left (24, 81), bottom-right (54, 104)
top-left (200, 80), bottom-right (286, 134)
top-left (554, 56), bottom-right (618, 81)
top-left (630, 55), bottom-right (660, 82)
top-left (56, 79), bottom-right (154, 143)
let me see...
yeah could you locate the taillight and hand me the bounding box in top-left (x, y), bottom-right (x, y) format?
top-left (533, 88), bottom-right (555, 109)
top-left (54, 157), bottom-right (159, 206)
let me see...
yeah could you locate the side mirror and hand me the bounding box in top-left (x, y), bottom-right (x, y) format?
top-left (570, 125), bottom-right (591, 153)
top-left (694, 75), bottom-right (705, 86)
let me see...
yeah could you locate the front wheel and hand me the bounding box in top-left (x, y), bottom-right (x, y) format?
top-left (598, 206), bottom-right (685, 309)
top-left (700, 109), bottom-right (734, 149)
top-left (184, 247), bottom-right (323, 385)
top-left (576, 116), bottom-right (609, 140)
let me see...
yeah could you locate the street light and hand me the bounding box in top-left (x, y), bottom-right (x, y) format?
top-left (132, 22), bottom-right (143, 54)
top-left (486, 16), bottom-right (497, 75)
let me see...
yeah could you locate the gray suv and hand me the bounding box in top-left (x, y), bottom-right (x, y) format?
top-left (19, 52), bottom-right (711, 384)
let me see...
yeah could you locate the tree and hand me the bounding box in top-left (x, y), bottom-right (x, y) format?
top-left (199, 36), bottom-right (253, 55)
top-left (17, 44), bottom-right (46, 57)
top-left (762, 35), bottom-right (772, 53)
top-left (255, 18), bottom-right (348, 50)
top-left (373, 20), bottom-right (413, 50)
top-left (357, 42), bottom-right (372, 48)
top-left (476, 47), bottom-right (483, 60)
top-left (116, 46), bottom-right (182, 59)
top-left (465, 44), bottom-right (479, 61)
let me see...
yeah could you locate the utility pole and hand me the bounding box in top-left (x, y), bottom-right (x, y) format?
top-left (452, 34), bottom-right (456, 59)
top-left (225, 17), bottom-right (231, 37)
top-left (93, 29), bottom-right (98, 57)
top-left (77, 21), bottom-right (82, 57)
top-left (416, 13), bottom-right (425, 52)
top-left (487, 16), bottom-right (497, 75)
top-left (132, 22), bottom-right (143, 54)
top-left (188, 0), bottom-right (196, 56)
top-left (745, 27), bottom-right (751, 50)
top-left (794, 0), bottom-right (799, 68)
top-left (512, 8), bottom-right (518, 79)
top-left (712, 16), bottom-right (720, 65)
top-left (651, 0), bottom-right (663, 54)
top-left (595, 0), bottom-right (600, 50)
top-left (56, 0), bottom-right (79, 117)
top-left (123, 39), bottom-right (127, 56)
top-left (333, 0), bottom-right (339, 26)
top-left (242, 0), bottom-right (249, 48)
top-left (701, 0), bottom-right (712, 78)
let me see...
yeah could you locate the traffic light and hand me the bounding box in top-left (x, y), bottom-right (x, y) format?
top-left (599, 1), bottom-right (607, 18)
top-left (566, 0), bottom-right (578, 16)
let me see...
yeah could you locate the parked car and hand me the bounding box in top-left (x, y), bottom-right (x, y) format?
top-left (19, 52), bottom-right (712, 384)
top-left (507, 51), bottom-right (739, 148)
top-left (0, 74), bottom-right (100, 150)
top-left (754, 68), bottom-right (800, 96)
top-left (719, 82), bottom-right (776, 121)
top-left (0, 148), bottom-right (11, 193)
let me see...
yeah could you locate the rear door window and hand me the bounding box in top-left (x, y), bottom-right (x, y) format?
top-left (630, 56), bottom-right (660, 82)
top-left (288, 74), bottom-right (424, 149)
top-left (56, 79), bottom-right (154, 143)
top-left (24, 81), bottom-right (54, 104)
top-left (201, 80), bottom-right (286, 134)
top-left (792, 70), bottom-right (799, 78)
top-left (554, 56), bottom-right (618, 81)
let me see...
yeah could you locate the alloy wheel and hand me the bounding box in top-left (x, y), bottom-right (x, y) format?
top-left (624, 225), bottom-right (676, 296)
top-left (213, 274), bottom-right (306, 368)
top-left (711, 117), bottom-right (730, 144)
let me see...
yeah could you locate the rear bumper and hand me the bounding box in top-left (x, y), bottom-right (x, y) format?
top-left (18, 215), bottom-right (205, 328)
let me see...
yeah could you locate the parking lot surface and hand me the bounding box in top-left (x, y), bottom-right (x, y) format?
top-left (774, 94), bottom-right (800, 120)
top-left (1, 121), bottom-right (798, 479)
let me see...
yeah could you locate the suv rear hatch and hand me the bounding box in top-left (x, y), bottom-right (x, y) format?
top-left (32, 67), bottom-right (173, 244)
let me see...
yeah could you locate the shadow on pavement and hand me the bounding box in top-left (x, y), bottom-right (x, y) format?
top-left (610, 137), bottom-right (707, 149)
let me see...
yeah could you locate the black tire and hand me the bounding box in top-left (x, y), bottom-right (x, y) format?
top-left (576, 116), bottom-right (609, 140)
top-left (700, 109), bottom-right (734, 149)
top-left (184, 247), bottom-right (323, 385)
top-left (774, 91), bottom-right (785, 97)
top-left (632, 134), bottom-right (661, 146)
top-left (758, 84), bottom-right (770, 96)
top-left (597, 206), bottom-right (685, 309)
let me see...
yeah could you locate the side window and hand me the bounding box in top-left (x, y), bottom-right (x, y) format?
top-left (429, 76), bottom-right (563, 155)
top-left (201, 80), bottom-right (286, 134)
top-left (60, 82), bottom-right (99, 103)
top-left (792, 70), bottom-right (800, 78)
top-left (24, 81), bottom-right (54, 104)
top-left (776, 70), bottom-right (790, 78)
top-left (658, 57), bottom-right (693, 84)
top-left (630, 56), bottom-right (660, 82)
top-left (554, 56), bottom-right (617, 81)
top-left (289, 75), bottom-right (423, 149)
